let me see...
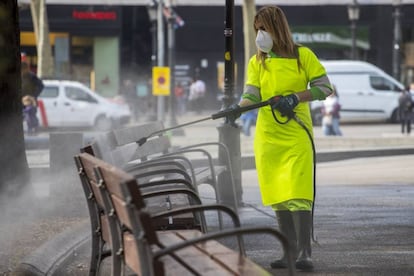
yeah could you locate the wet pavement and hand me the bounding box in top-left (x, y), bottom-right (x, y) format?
top-left (9, 112), bottom-right (414, 275)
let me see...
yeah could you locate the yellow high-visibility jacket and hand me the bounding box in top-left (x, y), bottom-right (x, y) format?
top-left (245, 46), bottom-right (328, 206)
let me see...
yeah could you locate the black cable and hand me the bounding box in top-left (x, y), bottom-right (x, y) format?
top-left (292, 115), bottom-right (319, 245)
top-left (271, 108), bottom-right (291, 125)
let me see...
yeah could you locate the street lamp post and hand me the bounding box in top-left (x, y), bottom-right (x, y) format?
top-left (147, 5), bottom-right (157, 72)
top-left (167, 11), bottom-right (177, 128)
top-left (392, 0), bottom-right (402, 80)
top-left (157, 0), bottom-right (165, 122)
top-left (347, 0), bottom-right (360, 60)
top-left (147, 2), bottom-right (158, 121)
top-left (217, 0), bottom-right (242, 209)
top-left (165, 3), bottom-right (183, 135)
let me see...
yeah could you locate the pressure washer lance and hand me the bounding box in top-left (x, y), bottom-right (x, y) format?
top-left (136, 96), bottom-right (280, 146)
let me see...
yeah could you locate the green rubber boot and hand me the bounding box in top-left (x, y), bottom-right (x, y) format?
top-left (270, 211), bottom-right (297, 269)
top-left (292, 211), bottom-right (314, 271)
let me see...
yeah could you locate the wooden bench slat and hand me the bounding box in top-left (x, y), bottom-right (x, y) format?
top-left (157, 231), bottom-right (237, 276)
top-left (75, 152), bottom-right (124, 276)
top-left (145, 194), bottom-right (197, 230)
top-left (123, 232), bottom-right (143, 274)
top-left (157, 231), bottom-right (271, 276)
top-left (100, 214), bottom-right (111, 246)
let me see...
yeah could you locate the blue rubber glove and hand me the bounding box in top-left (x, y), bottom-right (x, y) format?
top-left (224, 103), bottom-right (241, 127)
top-left (272, 94), bottom-right (299, 117)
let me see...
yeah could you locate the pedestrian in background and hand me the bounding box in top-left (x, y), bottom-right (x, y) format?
top-left (21, 61), bottom-right (44, 133)
top-left (398, 87), bottom-right (413, 135)
top-left (321, 85), bottom-right (342, 136)
top-left (22, 95), bottom-right (39, 135)
top-left (188, 77), bottom-right (206, 113)
top-left (223, 5), bottom-right (333, 271)
top-left (174, 82), bottom-right (186, 115)
top-left (21, 61), bottom-right (44, 104)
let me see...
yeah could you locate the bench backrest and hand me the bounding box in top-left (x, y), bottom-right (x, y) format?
top-left (82, 152), bottom-right (158, 275)
top-left (113, 121), bottom-right (165, 146)
top-left (74, 152), bottom-right (112, 245)
top-left (110, 122), bottom-right (173, 166)
top-left (128, 135), bottom-right (171, 161)
top-left (89, 130), bottom-right (118, 163)
top-left (81, 141), bottom-right (203, 230)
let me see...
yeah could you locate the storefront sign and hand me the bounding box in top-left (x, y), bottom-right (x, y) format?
top-left (72, 10), bottom-right (117, 20)
top-left (293, 31), bottom-right (370, 50)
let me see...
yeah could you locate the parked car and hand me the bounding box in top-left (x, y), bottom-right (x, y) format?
top-left (311, 60), bottom-right (406, 125)
top-left (37, 80), bottom-right (131, 130)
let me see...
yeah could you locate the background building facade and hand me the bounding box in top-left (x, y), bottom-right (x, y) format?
top-left (19, 1), bottom-right (414, 109)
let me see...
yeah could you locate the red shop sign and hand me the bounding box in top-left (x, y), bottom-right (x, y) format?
top-left (72, 10), bottom-right (117, 21)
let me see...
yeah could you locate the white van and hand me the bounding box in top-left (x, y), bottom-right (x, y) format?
top-left (311, 60), bottom-right (405, 125)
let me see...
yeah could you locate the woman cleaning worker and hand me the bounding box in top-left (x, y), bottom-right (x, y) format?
top-left (224, 5), bottom-right (333, 271)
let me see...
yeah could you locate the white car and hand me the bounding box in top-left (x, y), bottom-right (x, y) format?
top-left (37, 80), bottom-right (131, 130)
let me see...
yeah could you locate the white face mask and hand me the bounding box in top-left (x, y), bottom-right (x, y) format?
top-left (255, 30), bottom-right (273, 53)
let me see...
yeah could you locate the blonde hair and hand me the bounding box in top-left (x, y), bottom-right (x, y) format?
top-left (22, 95), bottom-right (36, 107)
top-left (254, 6), bottom-right (301, 70)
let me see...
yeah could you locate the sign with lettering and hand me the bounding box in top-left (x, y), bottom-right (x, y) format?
top-left (72, 10), bottom-right (117, 20)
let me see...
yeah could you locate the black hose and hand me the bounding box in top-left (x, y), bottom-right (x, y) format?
top-left (292, 115), bottom-right (318, 244)
top-left (269, 109), bottom-right (318, 243)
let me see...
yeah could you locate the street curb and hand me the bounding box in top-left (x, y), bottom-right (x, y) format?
top-left (188, 147), bottom-right (414, 170)
top-left (14, 221), bottom-right (90, 276)
top-left (25, 136), bottom-right (49, 150)
top-left (316, 147), bottom-right (414, 162)
top-left (29, 147), bottom-right (414, 172)
top-left (25, 133), bottom-right (96, 150)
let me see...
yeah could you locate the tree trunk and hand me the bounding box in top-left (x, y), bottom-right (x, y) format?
top-left (0, 0), bottom-right (30, 195)
top-left (30, 0), bottom-right (54, 78)
top-left (29, 0), bottom-right (40, 41)
top-left (242, 0), bottom-right (256, 84)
